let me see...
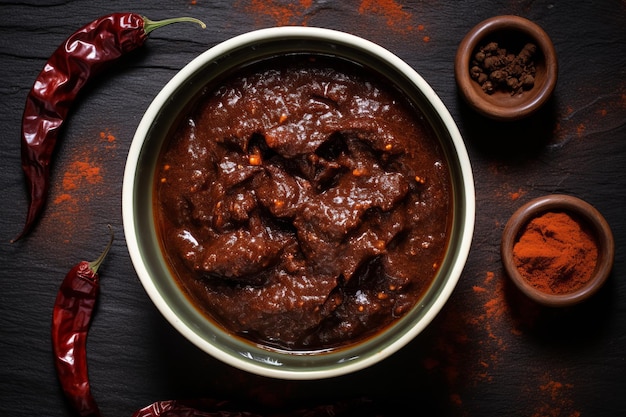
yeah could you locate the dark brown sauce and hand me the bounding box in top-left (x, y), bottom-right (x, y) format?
top-left (154, 55), bottom-right (452, 352)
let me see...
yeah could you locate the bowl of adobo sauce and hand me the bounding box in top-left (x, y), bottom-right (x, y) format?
top-left (123, 26), bottom-right (475, 380)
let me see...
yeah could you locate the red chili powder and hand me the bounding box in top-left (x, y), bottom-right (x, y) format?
top-left (243, 0), bottom-right (312, 26)
top-left (423, 270), bottom-right (512, 406)
top-left (509, 188), bottom-right (525, 201)
top-left (46, 130), bottom-right (117, 243)
top-left (553, 82), bottom-right (626, 145)
top-left (53, 160), bottom-right (102, 210)
top-left (530, 372), bottom-right (580, 417)
top-left (513, 211), bottom-right (598, 295)
top-left (576, 123), bottom-right (586, 137)
top-left (471, 271), bottom-right (509, 353)
top-left (100, 130), bottom-right (116, 143)
top-left (358, 0), bottom-right (422, 35)
top-left (240, 0), bottom-right (429, 39)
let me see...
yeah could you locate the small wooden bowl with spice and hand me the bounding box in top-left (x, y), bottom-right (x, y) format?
top-left (501, 195), bottom-right (614, 307)
top-left (455, 15), bottom-right (558, 121)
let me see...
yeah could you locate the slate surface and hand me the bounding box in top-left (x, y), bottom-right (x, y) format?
top-left (1, 1), bottom-right (625, 416)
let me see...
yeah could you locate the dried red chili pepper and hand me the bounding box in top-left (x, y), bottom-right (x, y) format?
top-left (51, 226), bottom-right (114, 417)
top-left (133, 399), bottom-right (263, 417)
top-left (132, 398), bottom-right (376, 417)
top-left (14, 13), bottom-right (205, 242)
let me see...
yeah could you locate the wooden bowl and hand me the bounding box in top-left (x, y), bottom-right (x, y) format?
top-left (501, 195), bottom-right (614, 307)
top-left (455, 15), bottom-right (558, 121)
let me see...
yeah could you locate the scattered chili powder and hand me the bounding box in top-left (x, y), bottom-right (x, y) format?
top-left (62, 161), bottom-right (102, 191)
top-left (99, 129), bottom-right (116, 144)
top-left (53, 160), bottom-right (103, 212)
top-left (449, 393), bottom-right (462, 407)
top-left (240, 0), bottom-right (428, 38)
top-left (424, 269), bottom-right (515, 408)
top-left (529, 372), bottom-right (580, 417)
top-left (509, 188), bottom-right (525, 201)
top-left (553, 82), bottom-right (626, 146)
top-left (541, 379), bottom-right (566, 401)
top-left (242, 0), bottom-right (312, 26)
top-left (46, 130), bottom-right (117, 243)
top-left (471, 271), bottom-right (510, 352)
top-left (512, 211), bottom-right (598, 295)
top-left (358, 0), bottom-right (421, 35)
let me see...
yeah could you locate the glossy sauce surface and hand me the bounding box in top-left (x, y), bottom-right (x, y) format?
top-left (154, 56), bottom-right (452, 351)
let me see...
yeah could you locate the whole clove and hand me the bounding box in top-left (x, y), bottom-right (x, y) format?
top-left (470, 41), bottom-right (537, 95)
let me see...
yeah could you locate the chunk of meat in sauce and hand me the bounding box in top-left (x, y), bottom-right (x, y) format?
top-left (198, 215), bottom-right (294, 285)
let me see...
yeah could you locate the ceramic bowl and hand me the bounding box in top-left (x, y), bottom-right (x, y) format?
top-left (455, 15), bottom-right (558, 121)
top-left (501, 194), bottom-right (614, 307)
top-left (122, 27), bottom-right (475, 380)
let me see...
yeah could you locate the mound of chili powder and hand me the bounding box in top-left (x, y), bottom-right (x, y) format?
top-left (513, 211), bottom-right (598, 294)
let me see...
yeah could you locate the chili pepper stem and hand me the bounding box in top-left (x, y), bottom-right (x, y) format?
top-left (142, 16), bottom-right (206, 34)
top-left (89, 225), bottom-right (114, 273)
